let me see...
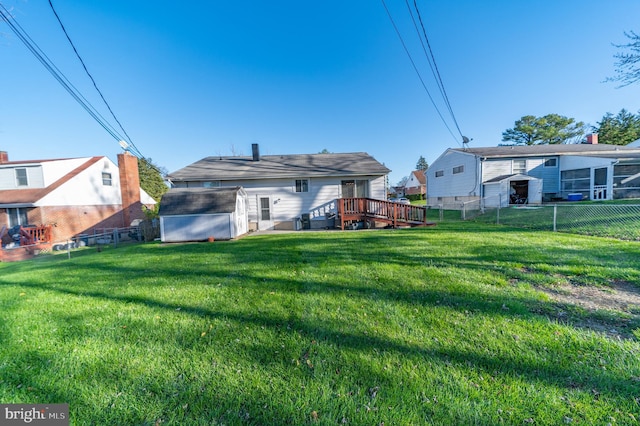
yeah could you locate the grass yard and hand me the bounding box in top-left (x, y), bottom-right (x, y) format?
top-left (1, 222), bottom-right (640, 425)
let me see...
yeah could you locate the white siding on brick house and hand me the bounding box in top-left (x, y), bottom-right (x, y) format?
top-left (38, 158), bottom-right (123, 206)
top-left (40, 158), bottom-right (91, 186)
top-left (0, 165), bottom-right (44, 189)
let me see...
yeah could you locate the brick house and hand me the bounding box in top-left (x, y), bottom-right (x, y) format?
top-left (0, 151), bottom-right (156, 244)
top-left (404, 170), bottom-right (426, 198)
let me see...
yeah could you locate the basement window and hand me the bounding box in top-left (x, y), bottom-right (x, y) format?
top-left (102, 172), bottom-right (112, 186)
top-left (15, 168), bottom-right (28, 186)
top-left (295, 179), bottom-right (309, 193)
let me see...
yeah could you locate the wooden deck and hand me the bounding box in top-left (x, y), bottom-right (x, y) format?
top-left (0, 225), bottom-right (53, 262)
top-left (337, 198), bottom-right (434, 230)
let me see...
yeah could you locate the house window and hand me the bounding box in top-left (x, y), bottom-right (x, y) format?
top-left (544, 158), bottom-right (557, 168)
top-left (7, 208), bottom-right (28, 228)
top-left (203, 181), bottom-right (220, 188)
top-left (295, 179), bottom-right (309, 193)
top-left (15, 168), bottom-right (28, 186)
top-left (102, 172), bottom-right (112, 186)
top-left (513, 159), bottom-right (526, 174)
top-left (435, 170), bottom-right (444, 177)
top-left (453, 165), bottom-right (464, 174)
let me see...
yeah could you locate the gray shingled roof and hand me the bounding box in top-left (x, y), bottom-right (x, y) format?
top-left (453, 144), bottom-right (640, 158)
top-left (167, 152), bottom-right (391, 181)
top-left (159, 187), bottom-right (242, 216)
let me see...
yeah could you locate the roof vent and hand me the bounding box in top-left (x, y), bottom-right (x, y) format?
top-left (252, 144), bottom-right (260, 161)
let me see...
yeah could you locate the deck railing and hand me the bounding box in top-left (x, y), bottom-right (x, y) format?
top-left (337, 198), bottom-right (428, 229)
top-left (19, 225), bottom-right (53, 245)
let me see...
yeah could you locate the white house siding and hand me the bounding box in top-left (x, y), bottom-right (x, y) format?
top-left (525, 158), bottom-right (559, 197)
top-left (41, 158), bottom-right (93, 186)
top-left (483, 157), bottom-right (560, 199)
top-left (560, 155), bottom-right (614, 170)
top-left (175, 174), bottom-right (387, 230)
top-left (481, 160), bottom-right (512, 181)
top-left (38, 158), bottom-right (123, 206)
top-left (0, 165), bottom-right (44, 189)
top-left (426, 150), bottom-right (479, 205)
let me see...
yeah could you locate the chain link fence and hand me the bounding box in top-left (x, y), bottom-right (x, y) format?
top-left (428, 201), bottom-right (640, 241)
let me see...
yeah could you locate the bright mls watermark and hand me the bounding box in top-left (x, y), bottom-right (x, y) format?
top-left (1, 404), bottom-right (68, 425)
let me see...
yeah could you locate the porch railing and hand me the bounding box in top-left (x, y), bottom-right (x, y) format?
top-left (337, 198), bottom-right (430, 229)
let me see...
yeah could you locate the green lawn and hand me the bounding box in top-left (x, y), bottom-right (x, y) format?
top-left (1, 223), bottom-right (640, 425)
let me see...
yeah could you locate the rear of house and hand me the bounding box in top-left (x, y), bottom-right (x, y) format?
top-left (0, 151), bottom-right (155, 246)
top-left (427, 143), bottom-right (640, 207)
top-left (166, 145), bottom-right (390, 231)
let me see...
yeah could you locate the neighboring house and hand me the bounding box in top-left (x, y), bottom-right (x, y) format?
top-left (158, 187), bottom-right (248, 242)
top-left (404, 170), bottom-right (426, 198)
top-left (166, 144), bottom-right (391, 231)
top-left (426, 140), bottom-right (640, 207)
top-left (0, 151), bottom-right (156, 244)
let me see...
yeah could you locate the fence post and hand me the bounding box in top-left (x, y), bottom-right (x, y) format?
top-left (553, 205), bottom-right (557, 232)
top-left (114, 229), bottom-right (119, 248)
top-left (461, 203), bottom-right (466, 220)
top-left (439, 204), bottom-right (443, 221)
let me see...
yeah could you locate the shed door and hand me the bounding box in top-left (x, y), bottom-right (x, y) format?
top-left (528, 179), bottom-right (543, 204)
top-left (257, 196), bottom-right (274, 230)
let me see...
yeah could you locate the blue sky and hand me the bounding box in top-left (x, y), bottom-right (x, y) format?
top-left (1, 1), bottom-right (640, 185)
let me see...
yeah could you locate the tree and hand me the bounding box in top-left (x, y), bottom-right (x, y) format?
top-left (608, 31), bottom-right (640, 87)
top-left (593, 109), bottom-right (640, 145)
top-left (138, 157), bottom-right (168, 204)
top-left (502, 114), bottom-right (585, 145)
top-left (397, 176), bottom-right (408, 187)
top-left (318, 148), bottom-right (331, 154)
top-left (415, 155), bottom-right (429, 171)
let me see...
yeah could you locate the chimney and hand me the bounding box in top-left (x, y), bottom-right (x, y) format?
top-left (586, 134), bottom-right (598, 145)
top-left (118, 152), bottom-right (141, 227)
top-left (252, 143), bottom-right (260, 161)
top-left (0, 151), bottom-right (8, 163)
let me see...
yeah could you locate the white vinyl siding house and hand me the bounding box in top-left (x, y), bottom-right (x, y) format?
top-left (167, 146), bottom-right (390, 231)
top-left (427, 144), bottom-right (640, 207)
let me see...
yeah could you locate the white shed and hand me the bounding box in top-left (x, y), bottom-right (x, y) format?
top-left (483, 174), bottom-right (542, 207)
top-left (159, 187), bottom-right (248, 242)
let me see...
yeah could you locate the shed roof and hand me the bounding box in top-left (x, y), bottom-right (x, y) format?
top-left (159, 187), bottom-right (244, 216)
top-left (483, 174), bottom-right (539, 184)
top-left (167, 152), bottom-right (391, 181)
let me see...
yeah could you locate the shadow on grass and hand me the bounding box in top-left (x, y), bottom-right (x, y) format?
top-left (2, 224), bottom-right (640, 422)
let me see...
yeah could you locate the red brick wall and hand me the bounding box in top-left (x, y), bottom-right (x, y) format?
top-left (40, 205), bottom-right (129, 242)
top-left (118, 153), bottom-right (141, 227)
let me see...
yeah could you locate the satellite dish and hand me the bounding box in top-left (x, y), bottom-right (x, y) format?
top-left (462, 136), bottom-right (472, 150)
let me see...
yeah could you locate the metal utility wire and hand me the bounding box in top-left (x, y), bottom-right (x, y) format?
top-left (0, 2), bottom-right (126, 142)
top-left (381, 0), bottom-right (461, 145)
top-left (47, 0), bottom-right (143, 159)
top-left (410, 0), bottom-right (464, 139)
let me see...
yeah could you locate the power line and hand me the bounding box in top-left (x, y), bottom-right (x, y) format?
top-left (0, 2), bottom-right (160, 174)
top-left (48, 0), bottom-right (136, 150)
top-left (410, 0), bottom-right (464, 139)
top-left (0, 2), bottom-right (125, 141)
top-left (381, 0), bottom-right (464, 145)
